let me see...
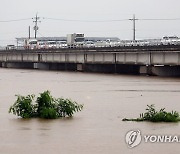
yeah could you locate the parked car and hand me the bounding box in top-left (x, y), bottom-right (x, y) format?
top-left (84, 41), bottom-right (95, 48)
top-left (38, 42), bottom-right (47, 49)
top-left (47, 41), bottom-right (57, 49)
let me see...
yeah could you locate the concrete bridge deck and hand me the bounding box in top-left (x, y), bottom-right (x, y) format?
top-left (1, 46), bottom-right (180, 76)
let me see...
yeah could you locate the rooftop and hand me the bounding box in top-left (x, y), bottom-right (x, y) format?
top-left (16, 37), bottom-right (120, 42)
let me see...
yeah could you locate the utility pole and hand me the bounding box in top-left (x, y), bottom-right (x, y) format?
top-left (32, 13), bottom-right (40, 39)
top-left (129, 14), bottom-right (138, 41)
top-left (28, 26), bottom-right (31, 39)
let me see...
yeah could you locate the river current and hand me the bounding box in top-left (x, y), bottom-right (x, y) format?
top-left (0, 68), bottom-right (180, 154)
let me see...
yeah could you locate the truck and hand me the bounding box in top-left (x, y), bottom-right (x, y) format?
top-left (6, 45), bottom-right (16, 50)
top-left (24, 39), bottom-right (38, 49)
top-left (67, 33), bottom-right (85, 48)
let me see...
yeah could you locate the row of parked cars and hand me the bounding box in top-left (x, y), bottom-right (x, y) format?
top-left (4, 36), bottom-right (180, 50)
top-left (24, 40), bottom-right (68, 50)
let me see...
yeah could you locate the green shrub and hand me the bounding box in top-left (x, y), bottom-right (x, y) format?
top-left (39, 107), bottom-right (58, 119)
top-left (9, 95), bottom-right (35, 118)
top-left (36, 91), bottom-right (55, 118)
top-left (9, 91), bottom-right (83, 119)
top-left (55, 98), bottom-right (84, 117)
top-left (122, 104), bottom-right (180, 122)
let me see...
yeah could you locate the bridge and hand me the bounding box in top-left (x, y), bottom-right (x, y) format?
top-left (1, 45), bottom-right (180, 76)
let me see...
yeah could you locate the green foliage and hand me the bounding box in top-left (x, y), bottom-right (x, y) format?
top-left (9, 91), bottom-right (83, 119)
top-left (37, 91), bottom-right (54, 109)
top-left (55, 98), bottom-right (84, 117)
top-left (122, 104), bottom-right (180, 122)
top-left (9, 95), bottom-right (35, 118)
top-left (36, 91), bottom-right (55, 118)
top-left (39, 107), bottom-right (58, 119)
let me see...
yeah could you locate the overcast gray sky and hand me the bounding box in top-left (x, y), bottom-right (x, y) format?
top-left (0, 0), bottom-right (180, 45)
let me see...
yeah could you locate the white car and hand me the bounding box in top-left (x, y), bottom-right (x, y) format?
top-left (84, 41), bottom-right (95, 48)
top-left (38, 42), bottom-right (46, 49)
top-left (58, 41), bottom-right (68, 48)
top-left (47, 41), bottom-right (57, 49)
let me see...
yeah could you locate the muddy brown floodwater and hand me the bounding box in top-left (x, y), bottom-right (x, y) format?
top-left (0, 68), bottom-right (180, 154)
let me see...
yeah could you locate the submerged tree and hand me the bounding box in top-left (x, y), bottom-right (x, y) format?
top-left (9, 94), bottom-right (35, 118)
top-left (122, 104), bottom-right (180, 122)
top-left (9, 91), bottom-right (83, 119)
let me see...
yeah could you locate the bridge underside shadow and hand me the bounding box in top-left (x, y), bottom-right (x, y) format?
top-left (150, 66), bottom-right (180, 77)
top-left (35, 63), bottom-right (140, 75)
top-left (1, 62), bottom-right (180, 77)
top-left (0, 62), bottom-right (140, 75)
top-left (34, 63), bottom-right (140, 75)
top-left (1, 62), bottom-right (34, 69)
top-left (84, 64), bottom-right (140, 75)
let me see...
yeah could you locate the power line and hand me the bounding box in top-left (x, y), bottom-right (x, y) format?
top-left (43, 17), bottom-right (180, 22)
top-left (43, 17), bottom-right (128, 22)
top-left (0, 18), bottom-right (32, 22)
top-left (140, 18), bottom-right (180, 21)
top-left (0, 16), bottom-right (180, 23)
top-left (37, 31), bottom-right (45, 37)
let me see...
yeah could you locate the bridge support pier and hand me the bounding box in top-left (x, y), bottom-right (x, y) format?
top-left (139, 66), bottom-right (152, 75)
top-left (34, 63), bottom-right (50, 70)
top-left (77, 64), bottom-right (84, 71)
top-left (1, 62), bottom-right (6, 68)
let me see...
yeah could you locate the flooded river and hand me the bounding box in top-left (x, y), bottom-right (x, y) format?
top-left (0, 68), bottom-right (180, 154)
